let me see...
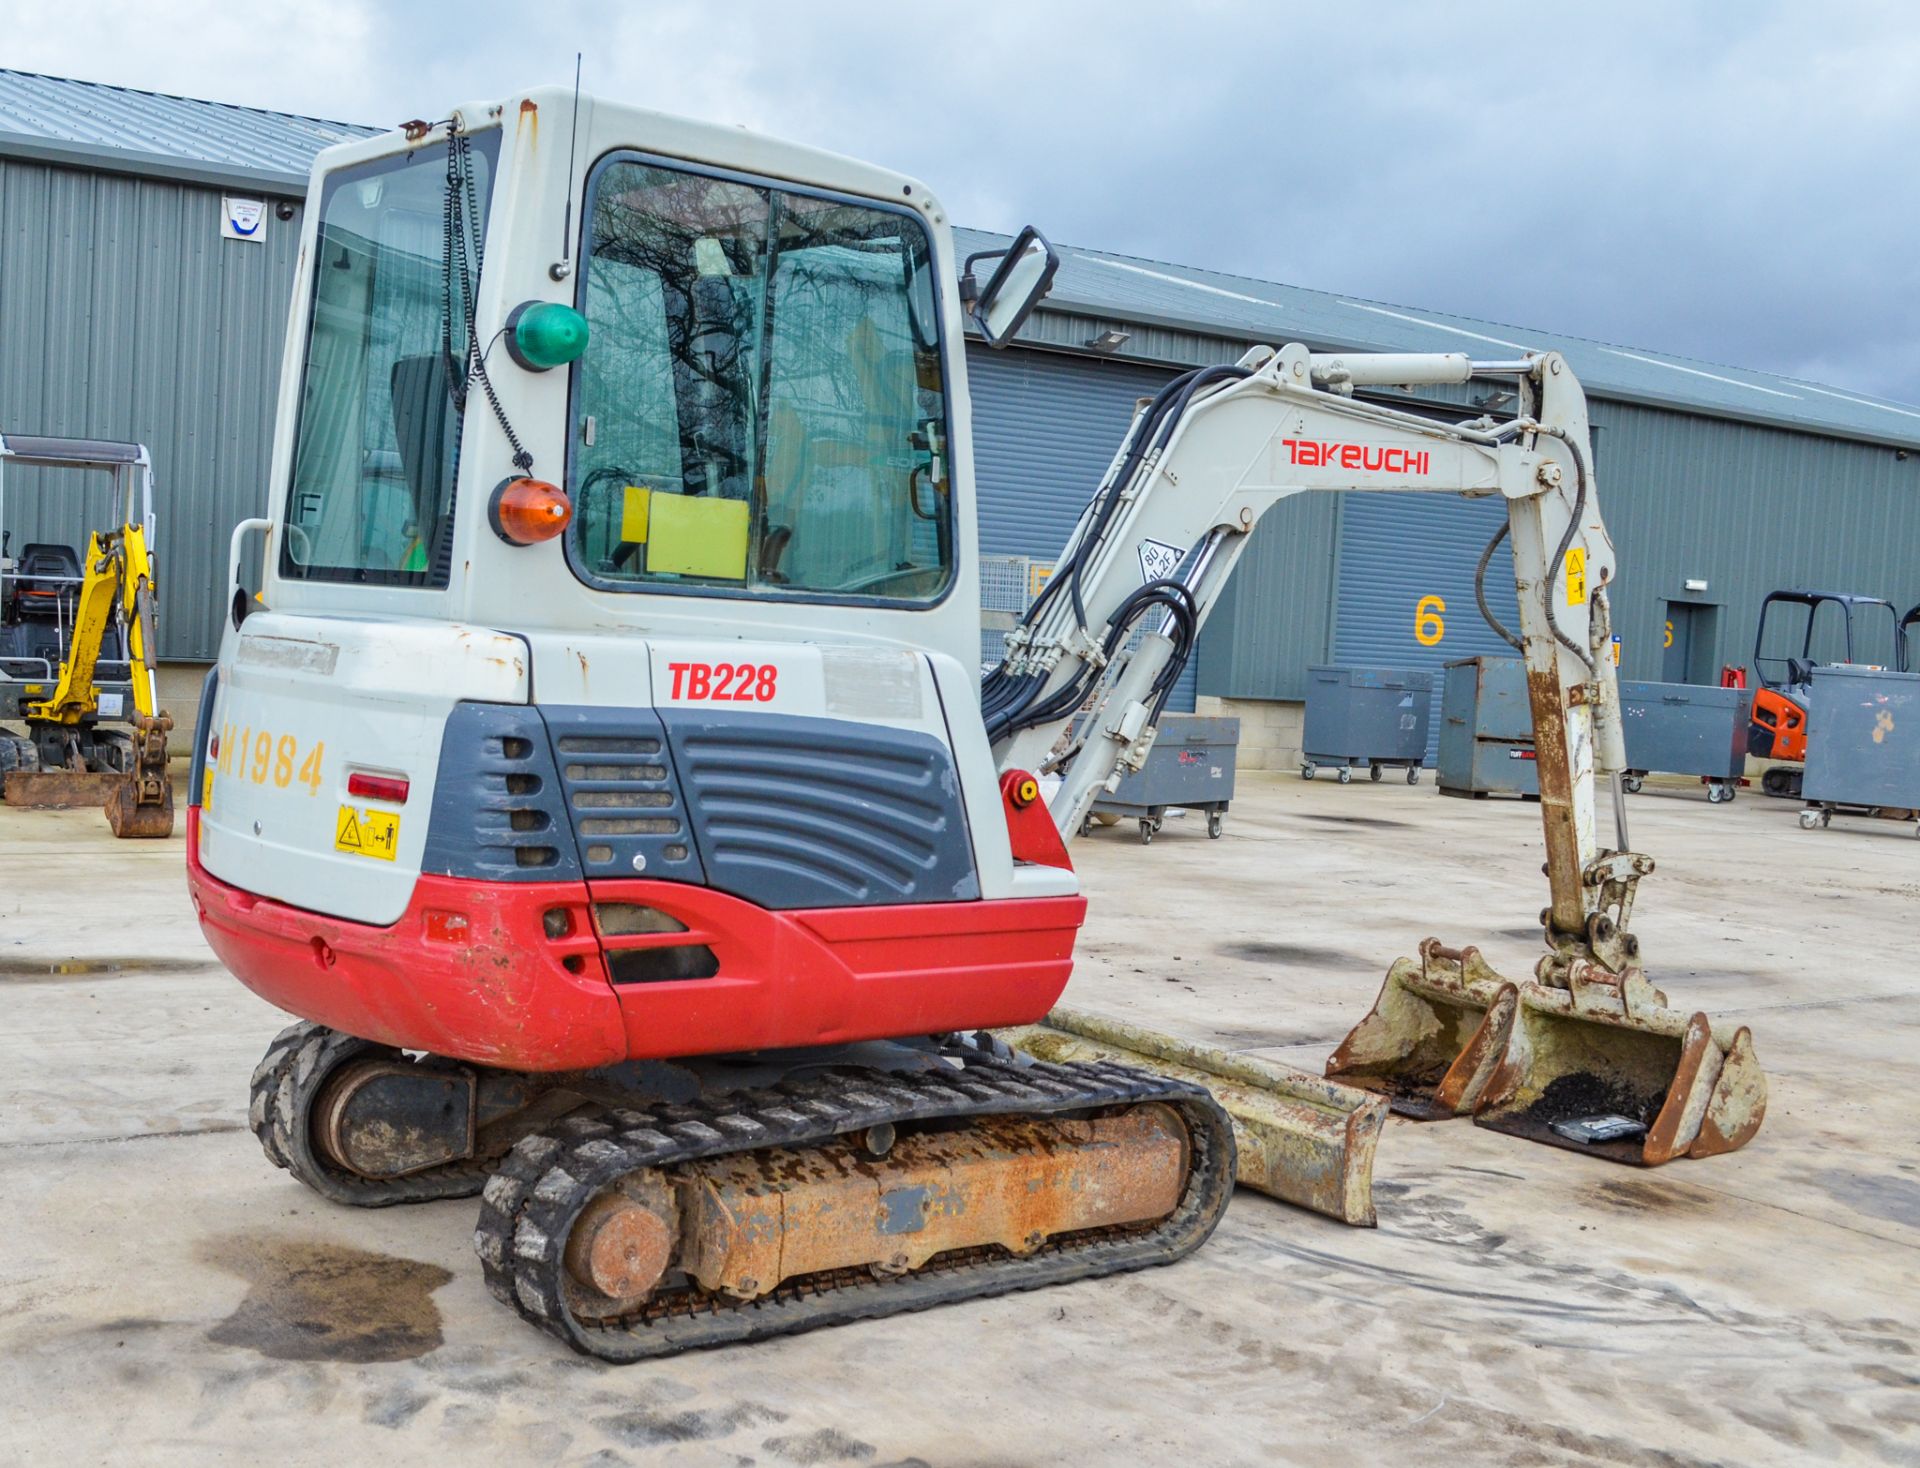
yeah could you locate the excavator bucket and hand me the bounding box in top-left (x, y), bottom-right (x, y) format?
top-left (104, 711), bottom-right (174, 839)
top-left (1470, 963), bottom-right (1767, 1165)
top-left (999, 1004), bottom-right (1388, 1226)
top-left (1325, 940), bottom-right (1520, 1120)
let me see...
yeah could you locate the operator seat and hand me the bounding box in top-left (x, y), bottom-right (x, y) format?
top-left (13, 543), bottom-right (82, 618)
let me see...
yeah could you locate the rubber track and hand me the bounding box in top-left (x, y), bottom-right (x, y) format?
top-left (248, 1020), bottom-right (494, 1206)
top-left (472, 1054), bottom-right (1236, 1361)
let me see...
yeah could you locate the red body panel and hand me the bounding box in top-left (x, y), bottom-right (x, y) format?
top-left (187, 808), bottom-right (1086, 1071)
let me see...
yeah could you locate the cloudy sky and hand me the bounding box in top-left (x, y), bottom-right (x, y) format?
top-left (11, 1), bottom-right (1919, 399)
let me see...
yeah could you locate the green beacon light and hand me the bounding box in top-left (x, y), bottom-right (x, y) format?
top-left (505, 301), bottom-right (590, 371)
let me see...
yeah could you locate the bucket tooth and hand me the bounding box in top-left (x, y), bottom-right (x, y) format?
top-left (998, 1005), bottom-right (1387, 1226)
top-left (1324, 939), bottom-right (1519, 1120)
top-left (1470, 962), bottom-right (1767, 1166)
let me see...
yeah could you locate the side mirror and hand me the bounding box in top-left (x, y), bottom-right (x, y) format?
top-left (963, 226), bottom-right (1060, 349)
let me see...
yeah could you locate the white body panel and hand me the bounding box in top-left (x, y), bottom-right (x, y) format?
top-left (201, 613), bottom-right (527, 924)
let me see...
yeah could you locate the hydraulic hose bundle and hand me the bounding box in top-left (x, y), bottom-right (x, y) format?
top-left (980, 364), bottom-right (1249, 744)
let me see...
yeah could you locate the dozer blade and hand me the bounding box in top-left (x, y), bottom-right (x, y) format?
top-left (999, 1004), bottom-right (1388, 1226)
top-left (1471, 963), bottom-right (1767, 1166)
top-left (1325, 939), bottom-right (1520, 1120)
top-left (3, 770), bottom-right (126, 809)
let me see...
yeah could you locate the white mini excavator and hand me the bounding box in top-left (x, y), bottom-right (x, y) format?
top-left (190, 86), bottom-right (1764, 1361)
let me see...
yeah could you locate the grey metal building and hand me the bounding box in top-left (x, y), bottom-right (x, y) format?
top-left (7, 70), bottom-right (1919, 766)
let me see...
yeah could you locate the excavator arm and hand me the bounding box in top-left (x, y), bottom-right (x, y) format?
top-left (986, 341), bottom-right (1629, 955)
top-left (987, 341), bottom-right (1765, 1166)
top-left (26, 523), bottom-right (161, 725)
top-left (15, 520), bottom-right (172, 838)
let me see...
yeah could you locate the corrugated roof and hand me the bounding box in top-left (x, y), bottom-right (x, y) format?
top-left (956, 225), bottom-right (1920, 451)
top-left (0, 69), bottom-right (377, 193)
top-left (3, 70), bottom-right (1909, 449)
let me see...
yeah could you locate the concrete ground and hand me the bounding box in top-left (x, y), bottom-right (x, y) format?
top-left (2, 773), bottom-right (1916, 1468)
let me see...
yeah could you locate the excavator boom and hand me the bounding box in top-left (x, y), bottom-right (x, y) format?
top-left (980, 335), bottom-right (1763, 1167)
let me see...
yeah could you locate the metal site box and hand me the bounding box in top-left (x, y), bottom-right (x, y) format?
top-left (1801, 665), bottom-right (1920, 816)
top-left (1437, 656), bottom-right (1538, 798)
top-left (1300, 665), bottom-right (1432, 783)
top-left (1618, 680), bottom-right (1751, 800)
top-left (1091, 713), bottom-right (1238, 843)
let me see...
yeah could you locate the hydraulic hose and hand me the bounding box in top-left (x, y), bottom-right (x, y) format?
top-left (1473, 520), bottom-right (1525, 653)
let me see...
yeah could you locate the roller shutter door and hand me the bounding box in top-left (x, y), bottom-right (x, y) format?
top-left (965, 344), bottom-right (1199, 711)
top-left (1332, 493), bottom-right (1523, 764)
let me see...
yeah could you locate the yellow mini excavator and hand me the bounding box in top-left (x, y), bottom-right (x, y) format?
top-left (0, 434), bottom-right (174, 837)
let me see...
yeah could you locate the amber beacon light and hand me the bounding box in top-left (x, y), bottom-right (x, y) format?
top-left (489, 477), bottom-right (573, 545)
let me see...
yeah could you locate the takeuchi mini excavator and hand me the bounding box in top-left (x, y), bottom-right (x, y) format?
top-left (189, 86), bottom-right (1766, 1361)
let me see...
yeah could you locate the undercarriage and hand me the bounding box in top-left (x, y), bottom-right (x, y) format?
top-left (249, 1021), bottom-right (1235, 1360)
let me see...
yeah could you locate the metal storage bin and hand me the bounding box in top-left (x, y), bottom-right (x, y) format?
top-left (1300, 665), bottom-right (1433, 785)
top-left (1437, 656), bottom-right (1538, 798)
top-left (1798, 665), bottom-right (1920, 834)
top-left (1618, 681), bottom-right (1752, 803)
top-left (1089, 714), bottom-right (1238, 845)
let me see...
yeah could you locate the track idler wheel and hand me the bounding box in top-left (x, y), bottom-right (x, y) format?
top-left (249, 1021), bottom-right (494, 1206)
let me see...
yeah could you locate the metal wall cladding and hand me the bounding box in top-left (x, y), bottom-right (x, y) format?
top-left (964, 342), bottom-right (1201, 712)
top-left (1583, 401), bottom-right (1920, 686)
top-left (0, 158), bottom-right (300, 660)
top-left (1331, 492), bottom-right (1521, 765)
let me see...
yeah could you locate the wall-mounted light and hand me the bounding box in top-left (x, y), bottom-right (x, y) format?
top-left (1684, 578), bottom-right (1709, 593)
top-left (1086, 329), bottom-right (1130, 354)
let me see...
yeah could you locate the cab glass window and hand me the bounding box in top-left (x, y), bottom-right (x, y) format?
top-left (281, 134), bottom-right (498, 585)
top-left (569, 157), bottom-right (951, 603)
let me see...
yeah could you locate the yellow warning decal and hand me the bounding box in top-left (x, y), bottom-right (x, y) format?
top-left (1564, 546), bottom-right (1587, 605)
top-left (335, 804), bottom-right (399, 861)
top-left (202, 766), bottom-right (214, 812)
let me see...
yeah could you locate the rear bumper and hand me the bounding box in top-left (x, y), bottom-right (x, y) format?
top-left (186, 808), bottom-right (1085, 1071)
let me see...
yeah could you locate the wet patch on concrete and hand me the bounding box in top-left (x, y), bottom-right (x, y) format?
top-left (1806, 1168), bottom-right (1920, 1230)
top-left (595, 1402), bottom-right (788, 1450)
top-left (0, 955), bottom-right (219, 983)
top-left (202, 1236), bottom-right (452, 1362)
top-left (1496, 926), bottom-right (1546, 942)
top-left (1211, 1027), bottom-right (1342, 1050)
top-left (363, 1386), bottom-right (436, 1429)
top-left (1214, 940), bottom-right (1369, 969)
top-left (1293, 813), bottom-right (1412, 830)
top-left (763, 1426), bottom-right (879, 1463)
top-left (1586, 1177), bottom-right (1718, 1216)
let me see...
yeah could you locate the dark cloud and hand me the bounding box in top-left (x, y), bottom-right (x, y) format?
top-left (13, 0), bottom-right (1917, 397)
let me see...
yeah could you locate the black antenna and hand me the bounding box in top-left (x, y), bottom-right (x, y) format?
top-left (551, 53), bottom-right (583, 281)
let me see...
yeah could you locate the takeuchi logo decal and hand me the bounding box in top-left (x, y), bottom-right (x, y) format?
top-left (1282, 439), bottom-right (1431, 474)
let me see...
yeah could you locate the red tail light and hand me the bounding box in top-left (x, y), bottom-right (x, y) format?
top-left (347, 772), bottom-right (410, 804)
